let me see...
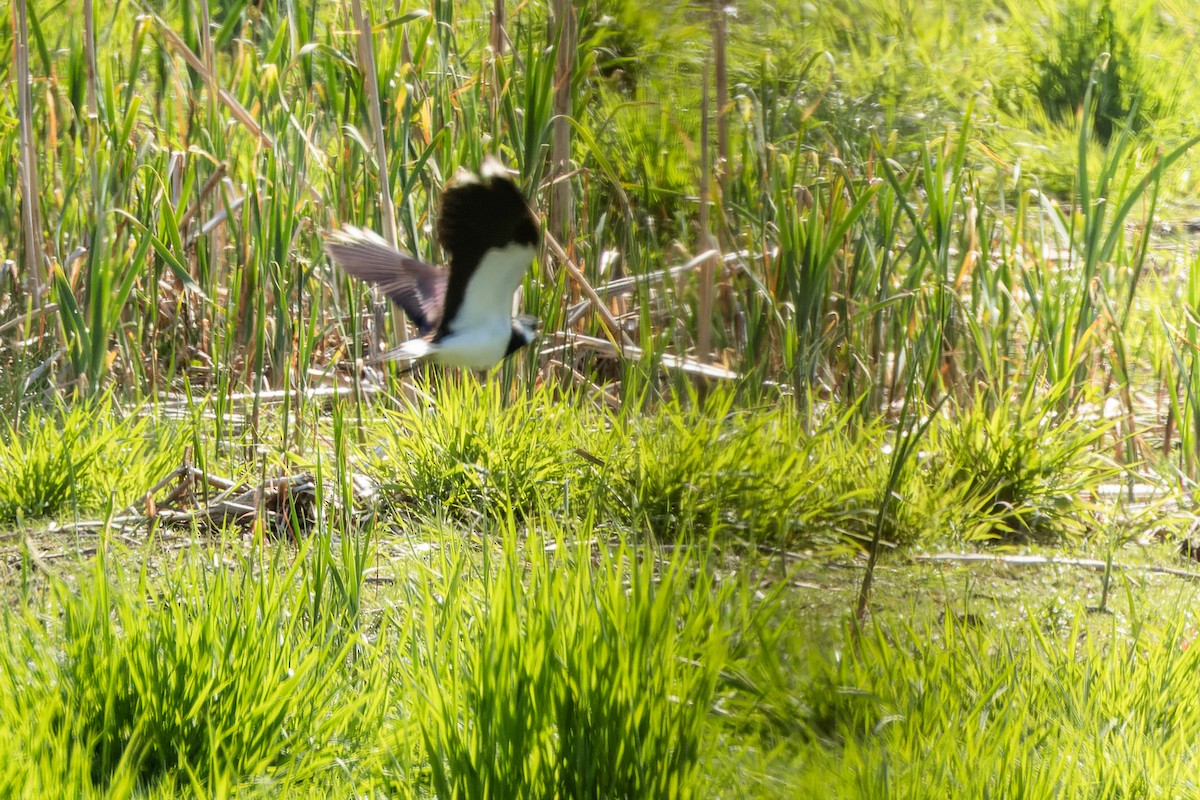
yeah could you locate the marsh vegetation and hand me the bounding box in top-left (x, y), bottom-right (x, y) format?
top-left (4, 0), bottom-right (1200, 795)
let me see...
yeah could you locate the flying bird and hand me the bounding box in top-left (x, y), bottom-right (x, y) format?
top-left (325, 158), bottom-right (541, 370)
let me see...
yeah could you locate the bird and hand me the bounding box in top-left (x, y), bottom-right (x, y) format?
top-left (325, 157), bottom-right (541, 370)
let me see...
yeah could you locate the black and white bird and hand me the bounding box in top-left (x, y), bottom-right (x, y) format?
top-left (325, 158), bottom-right (541, 370)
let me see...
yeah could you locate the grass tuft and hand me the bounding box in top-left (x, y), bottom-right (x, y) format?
top-left (0, 401), bottom-right (185, 525)
top-left (402, 523), bottom-right (731, 800)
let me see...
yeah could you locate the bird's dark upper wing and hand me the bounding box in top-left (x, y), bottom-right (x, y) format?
top-left (324, 226), bottom-right (448, 335)
top-left (433, 164), bottom-right (540, 339)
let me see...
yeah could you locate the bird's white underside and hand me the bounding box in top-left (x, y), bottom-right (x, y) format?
top-left (452, 242), bottom-right (536, 333)
top-left (377, 241), bottom-right (537, 370)
top-left (402, 320), bottom-right (516, 369)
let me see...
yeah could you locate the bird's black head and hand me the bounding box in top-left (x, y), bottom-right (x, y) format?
top-left (437, 159), bottom-right (540, 269)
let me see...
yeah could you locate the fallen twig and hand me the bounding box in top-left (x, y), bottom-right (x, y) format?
top-left (154, 383), bottom-right (381, 415)
top-left (544, 230), bottom-right (633, 350)
top-left (914, 552), bottom-right (1200, 582)
top-left (543, 331), bottom-right (739, 381)
top-left (562, 248), bottom-right (726, 325)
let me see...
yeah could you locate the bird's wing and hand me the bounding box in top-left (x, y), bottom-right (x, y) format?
top-left (439, 242), bottom-right (537, 337)
top-left (324, 226), bottom-right (447, 335)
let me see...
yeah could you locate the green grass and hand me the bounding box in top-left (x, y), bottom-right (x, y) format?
top-left (4, 0), bottom-right (1200, 795)
top-left (0, 399), bottom-right (186, 526)
top-left (3, 462), bottom-right (1200, 797)
top-left (762, 596), bottom-right (1200, 797)
top-left (0, 518), bottom-right (735, 797)
top-left (0, 387), bottom-right (1193, 797)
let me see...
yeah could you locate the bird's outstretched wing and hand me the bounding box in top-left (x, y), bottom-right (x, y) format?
top-left (324, 226), bottom-right (447, 335)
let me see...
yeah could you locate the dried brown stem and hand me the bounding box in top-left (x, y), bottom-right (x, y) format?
top-left (549, 0), bottom-right (576, 242)
top-left (148, 12), bottom-right (273, 148)
top-left (914, 552), bottom-right (1200, 582)
top-left (544, 230), bottom-right (634, 351)
top-left (13, 0), bottom-right (44, 301)
top-left (697, 58), bottom-right (714, 364)
top-left (349, 0), bottom-right (406, 358)
top-left (545, 332), bottom-right (738, 381)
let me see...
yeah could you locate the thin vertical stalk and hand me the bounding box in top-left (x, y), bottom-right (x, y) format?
top-left (549, 0), bottom-right (575, 243)
top-left (855, 289), bottom-right (947, 625)
top-left (696, 59), bottom-right (714, 364)
top-left (711, 0), bottom-right (729, 193)
top-left (350, 0), bottom-right (398, 250)
top-left (350, 0), bottom-right (404, 356)
top-left (83, 0), bottom-right (98, 121)
top-left (486, 0), bottom-right (506, 130)
top-left (13, 0), bottom-right (44, 302)
top-left (490, 0), bottom-right (505, 60)
top-left (197, 0), bottom-right (216, 116)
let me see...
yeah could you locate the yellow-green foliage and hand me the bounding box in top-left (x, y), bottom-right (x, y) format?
top-left (0, 402), bottom-right (185, 524)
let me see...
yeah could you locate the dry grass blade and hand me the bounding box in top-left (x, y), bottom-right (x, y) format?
top-left (188, 196), bottom-right (245, 246)
top-left (177, 161), bottom-right (227, 232)
top-left (914, 552), bottom-right (1200, 582)
top-left (0, 304), bottom-right (59, 338)
top-left (563, 249), bottom-right (719, 325)
top-left (147, 11), bottom-right (273, 148)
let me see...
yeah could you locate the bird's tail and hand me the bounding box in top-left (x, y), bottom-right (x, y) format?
top-left (371, 338), bottom-right (434, 364)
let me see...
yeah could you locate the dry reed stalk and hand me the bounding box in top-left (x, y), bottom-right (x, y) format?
top-left (563, 248), bottom-right (720, 325)
top-left (13, 0), bottom-right (45, 301)
top-left (914, 552), bottom-right (1200, 582)
top-left (148, 12), bottom-right (274, 148)
top-left (697, 58), bottom-right (714, 364)
top-left (350, 0), bottom-right (399, 250)
top-left (490, 0), bottom-right (506, 59)
top-left (712, 0), bottom-right (729, 191)
top-left (549, 0), bottom-right (575, 242)
top-left (178, 162), bottom-right (228, 232)
top-left (545, 332), bottom-right (739, 381)
top-left (349, 0), bottom-right (407, 360)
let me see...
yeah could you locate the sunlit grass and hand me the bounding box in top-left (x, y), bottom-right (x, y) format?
top-left (3, 0), bottom-right (1200, 795)
top-left (0, 485), bottom-right (1198, 797)
top-left (756, 600), bottom-right (1200, 797)
top-left (0, 400), bottom-right (186, 525)
top-left (354, 376), bottom-right (1127, 550)
top-left (0, 515), bottom-right (746, 797)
